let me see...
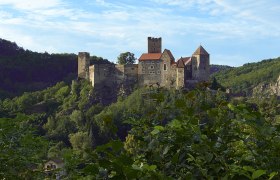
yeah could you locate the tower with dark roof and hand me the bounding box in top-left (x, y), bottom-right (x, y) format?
top-left (191, 45), bottom-right (210, 81)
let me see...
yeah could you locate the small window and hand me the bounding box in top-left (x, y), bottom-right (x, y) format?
top-left (150, 65), bottom-right (154, 69)
top-left (157, 70), bottom-right (161, 74)
top-left (164, 64), bottom-right (167, 71)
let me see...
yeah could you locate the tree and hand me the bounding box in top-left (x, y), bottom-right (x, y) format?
top-left (117, 52), bottom-right (136, 64)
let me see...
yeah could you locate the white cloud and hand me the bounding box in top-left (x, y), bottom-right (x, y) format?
top-left (0, 0), bottom-right (279, 65)
top-left (0, 0), bottom-right (63, 10)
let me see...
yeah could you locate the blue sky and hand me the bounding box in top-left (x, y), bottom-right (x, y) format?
top-left (0, 0), bottom-right (279, 66)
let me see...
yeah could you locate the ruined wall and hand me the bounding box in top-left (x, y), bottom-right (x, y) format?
top-left (116, 64), bottom-right (138, 88)
top-left (138, 60), bottom-right (162, 86)
top-left (90, 64), bottom-right (116, 88)
top-left (148, 37), bottom-right (162, 53)
top-left (78, 52), bottom-right (90, 79)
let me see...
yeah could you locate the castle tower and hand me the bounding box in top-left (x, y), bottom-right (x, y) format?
top-left (148, 37), bottom-right (162, 53)
top-left (78, 52), bottom-right (90, 80)
top-left (191, 45), bottom-right (210, 81)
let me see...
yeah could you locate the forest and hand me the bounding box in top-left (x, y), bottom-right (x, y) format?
top-left (212, 58), bottom-right (280, 95)
top-left (0, 38), bottom-right (280, 179)
top-left (0, 79), bottom-right (279, 179)
top-left (0, 38), bottom-right (110, 99)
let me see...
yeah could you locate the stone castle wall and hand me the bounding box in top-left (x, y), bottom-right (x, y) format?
top-left (78, 37), bottom-right (210, 91)
top-left (138, 60), bottom-right (162, 86)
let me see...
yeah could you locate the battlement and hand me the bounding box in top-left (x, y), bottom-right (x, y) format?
top-left (148, 37), bottom-right (162, 53)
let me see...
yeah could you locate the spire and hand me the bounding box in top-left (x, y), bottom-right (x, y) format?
top-left (193, 45), bottom-right (209, 55)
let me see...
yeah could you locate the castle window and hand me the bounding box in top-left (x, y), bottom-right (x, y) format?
top-left (149, 71), bottom-right (155, 74)
top-left (157, 70), bottom-right (161, 74)
top-left (150, 65), bottom-right (154, 69)
top-left (164, 64), bottom-right (167, 71)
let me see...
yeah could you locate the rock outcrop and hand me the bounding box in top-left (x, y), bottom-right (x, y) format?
top-left (253, 75), bottom-right (280, 97)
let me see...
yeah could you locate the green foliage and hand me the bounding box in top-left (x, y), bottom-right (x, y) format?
top-left (69, 132), bottom-right (91, 156)
top-left (212, 57), bottom-right (280, 95)
top-left (0, 38), bottom-right (111, 99)
top-left (0, 114), bottom-right (48, 179)
top-left (0, 76), bottom-right (279, 179)
top-left (117, 52), bottom-right (136, 64)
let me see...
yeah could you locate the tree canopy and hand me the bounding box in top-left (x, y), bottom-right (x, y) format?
top-left (117, 52), bottom-right (136, 64)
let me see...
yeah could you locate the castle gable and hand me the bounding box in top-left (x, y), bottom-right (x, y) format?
top-left (163, 49), bottom-right (175, 61)
top-left (176, 58), bottom-right (185, 68)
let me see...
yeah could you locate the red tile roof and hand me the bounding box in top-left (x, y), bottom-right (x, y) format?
top-left (139, 53), bottom-right (162, 61)
top-left (193, 45), bottom-right (209, 55)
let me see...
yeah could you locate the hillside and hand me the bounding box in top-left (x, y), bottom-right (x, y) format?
top-left (210, 64), bottom-right (233, 74)
top-left (212, 57), bottom-right (280, 95)
top-left (0, 79), bottom-right (279, 179)
top-left (0, 38), bottom-right (110, 99)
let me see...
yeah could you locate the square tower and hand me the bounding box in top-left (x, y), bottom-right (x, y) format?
top-left (148, 37), bottom-right (162, 53)
top-left (78, 52), bottom-right (90, 80)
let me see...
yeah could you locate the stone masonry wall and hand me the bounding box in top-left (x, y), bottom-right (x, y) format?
top-left (78, 52), bottom-right (90, 79)
top-left (138, 60), bottom-right (162, 86)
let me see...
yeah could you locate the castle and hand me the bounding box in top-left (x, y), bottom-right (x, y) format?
top-left (78, 37), bottom-right (210, 92)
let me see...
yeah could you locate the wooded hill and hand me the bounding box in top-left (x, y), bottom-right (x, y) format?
top-left (0, 78), bottom-right (279, 179)
top-left (212, 57), bottom-right (280, 95)
top-left (0, 38), bottom-right (110, 99)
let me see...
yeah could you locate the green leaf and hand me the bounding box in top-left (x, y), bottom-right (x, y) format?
top-left (187, 153), bottom-right (195, 162)
top-left (252, 170), bottom-right (266, 179)
top-left (268, 172), bottom-right (278, 180)
top-left (227, 103), bottom-right (235, 111)
top-left (142, 164), bottom-right (157, 171)
top-left (172, 151), bottom-right (180, 163)
top-left (151, 125), bottom-right (164, 135)
top-left (243, 166), bottom-right (255, 172)
top-left (163, 146), bottom-right (170, 155)
top-left (168, 119), bottom-right (182, 129)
